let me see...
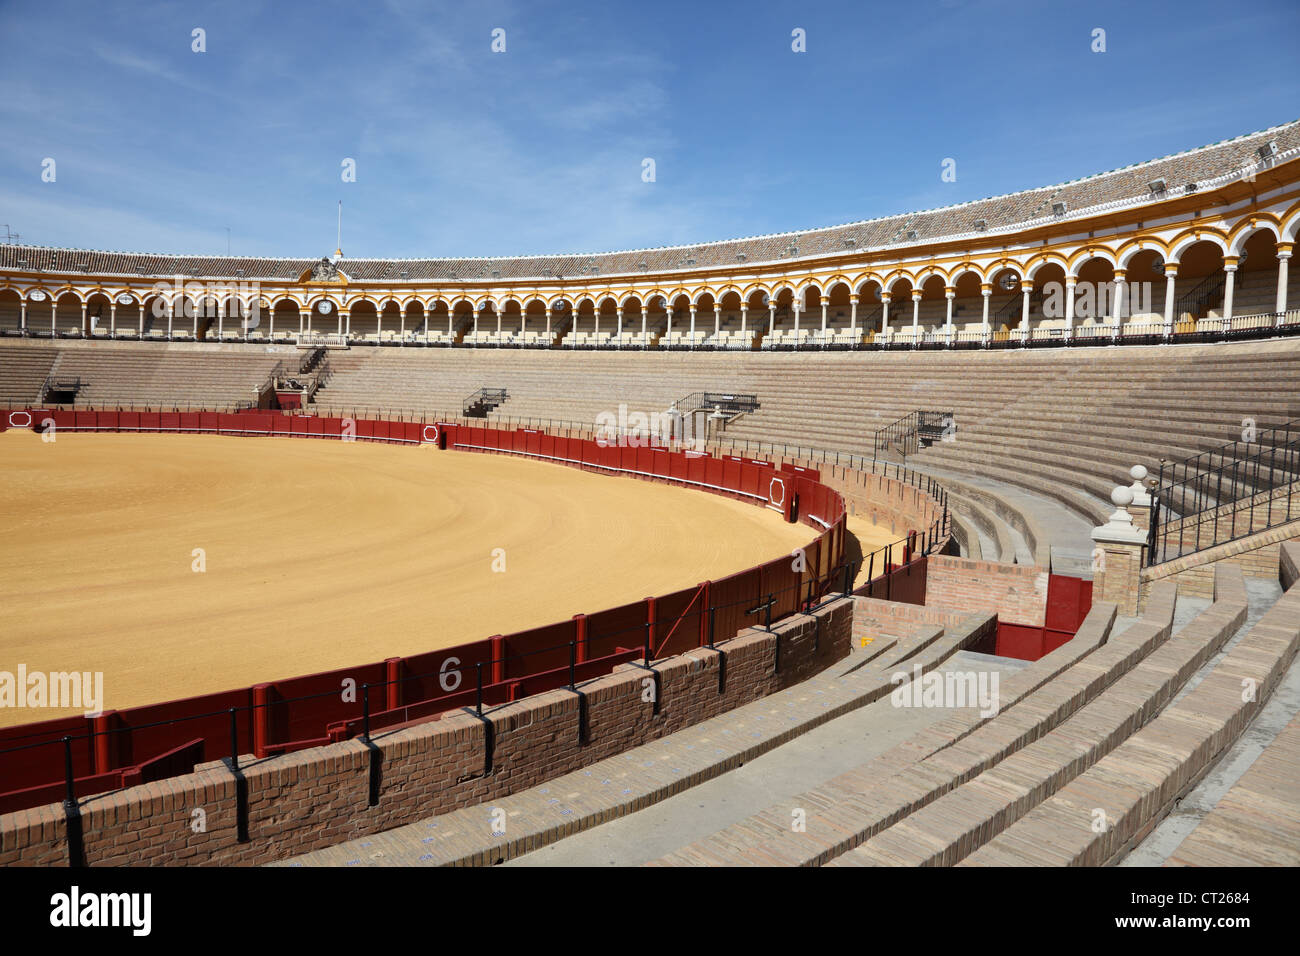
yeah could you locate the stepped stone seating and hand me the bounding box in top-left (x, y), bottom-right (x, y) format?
top-left (653, 582), bottom-right (1195, 866)
top-left (835, 570), bottom-right (1246, 866)
top-left (961, 553), bottom-right (1300, 866)
top-left (0, 346), bottom-right (57, 403)
top-left (1164, 710), bottom-right (1300, 866)
top-left (8, 340), bottom-right (284, 409)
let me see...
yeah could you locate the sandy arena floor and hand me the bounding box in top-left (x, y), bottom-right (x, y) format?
top-left (0, 430), bottom-right (900, 724)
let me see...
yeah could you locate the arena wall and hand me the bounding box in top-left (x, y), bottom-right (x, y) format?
top-left (0, 596), bottom-right (852, 866)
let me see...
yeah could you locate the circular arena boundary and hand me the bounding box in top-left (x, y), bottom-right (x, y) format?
top-left (0, 408), bottom-right (950, 817)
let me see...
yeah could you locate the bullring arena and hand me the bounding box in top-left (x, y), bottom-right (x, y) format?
top-left (2, 428), bottom-right (890, 726)
top-left (2, 117), bottom-right (1300, 872)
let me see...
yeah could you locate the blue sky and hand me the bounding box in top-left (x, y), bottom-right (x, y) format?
top-left (1, 0), bottom-right (1297, 260)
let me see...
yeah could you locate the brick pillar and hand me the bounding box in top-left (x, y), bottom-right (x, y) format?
top-left (1091, 486), bottom-right (1147, 616)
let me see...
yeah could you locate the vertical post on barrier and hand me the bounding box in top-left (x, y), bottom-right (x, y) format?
top-left (476, 663), bottom-right (483, 716)
top-left (765, 593), bottom-right (773, 631)
top-left (92, 711), bottom-right (113, 773)
top-left (252, 683), bottom-right (271, 758)
top-left (842, 561), bottom-right (853, 598)
top-left (228, 708), bottom-right (240, 771)
top-left (62, 736), bottom-right (76, 811)
top-left (573, 614), bottom-right (588, 664)
top-left (568, 641), bottom-right (577, 690)
top-left (490, 635), bottom-right (505, 684)
top-left (361, 684), bottom-right (371, 742)
top-left (385, 658), bottom-right (401, 711)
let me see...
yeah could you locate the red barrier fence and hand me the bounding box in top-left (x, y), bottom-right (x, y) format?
top-left (0, 407), bottom-right (897, 815)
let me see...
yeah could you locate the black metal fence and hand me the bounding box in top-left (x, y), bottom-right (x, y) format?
top-left (872, 409), bottom-right (953, 460)
top-left (1147, 419), bottom-right (1300, 566)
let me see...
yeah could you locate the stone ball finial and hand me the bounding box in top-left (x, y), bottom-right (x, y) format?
top-left (1129, 464), bottom-right (1148, 482)
top-left (1111, 485), bottom-right (1134, 508)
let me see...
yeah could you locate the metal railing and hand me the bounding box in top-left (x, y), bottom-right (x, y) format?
top-left (873, 409), bottom-right (954, 461)
top-left (1147, 419), bottom-right (1300, 565)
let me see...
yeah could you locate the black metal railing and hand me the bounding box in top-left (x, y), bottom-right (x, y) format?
top-left (1147, 419), bottom-right (1300, 565)
top-left (675, 391), bottom-right (760, 416)
top-left (872, 409), bottom-right (953, 461)
top-left (1175, 272), bottom-right (1225, 322)
top-left (463, 387), bottom-right (509, 417)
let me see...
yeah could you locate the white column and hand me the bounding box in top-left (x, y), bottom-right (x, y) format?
top-left (849, 297), bottom-right (858, 337)
top-left (344, 311), bottom-right (351, 338)
top-left (80, 304), bottom-right (87, 337)
top-left (473, 311), bottom-right (479, 341)
top-left (1111, 271), bottom-right (1126, 339)
top-left (269, 306), bottom-right (275, 340)
top-left (1222, 260), bottom-right (1237, 331)
top-left (401, 309), bottom-right (407, 343)
top-left (792, 304), bottom-right (800, 348)
top-left (739, 305), bottom-right (747, 336)
top-left (138, 301), bottom-right (144, 337)
top-left (910, 291), bottom-right (920, 345)
top-left (545, 308), bottom-right (552, 335)
top-left (1064, 278), bottom-right (1077, 339)
top-left (594, 308), bottom-right (601, 341)
top-left (1276, 248), bottom-right (1291, 323)
top-left (820, 301), bottom-right (827, 331)
top-left (167, 304), bottom-right (174, 339)
top-left (19, 299), bottom-right (26, 334)
top-left (51, 302), bottom-right (56, 335)
top-left (944, 289), bottom-right (955, 345)
top-left (881, 296), bottom-right (890, 335)
top-left (306, 308), bottom-right (312, 335)
top-left (616, 308), bottom-right (624, 348)
top-left (767, 305), bottom-right (774, 335)
top-left (496, 309), bottom-right (502, 334)
top-left (666, 308), bottom-right (673, 344)
top-left (640, 309), bottom-right (646, 340)
top-left (1021, 284), bottom-right (1031, 331)
top-left (981, 285), bottom-right (991, 341)
top-left (689, 307), bottom-right (696, 349)
top-left (377, 308), bottom-right (383, 341)
top-left (447, 310), bottom-right (454, 337)
top-left (713, 307), bottom-right (721, 346)
top-left (109, 303), bottom-right (115, 337)
top-left (1163, 268), bottom-right (1177, 336)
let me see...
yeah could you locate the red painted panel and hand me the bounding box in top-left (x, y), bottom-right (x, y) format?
top-left (159, 412), bottom-right (180, 432)
top-left (74, 411), bottom-right (96, 430)
top-left (198, 412), bottom-right (219, 432)
top-left (140, 412), bottom-right (161, 431)
top-left (705, 456), bottom-right (725, 489)
top-left (687, 454), bottom-right (708, 486)
top-left (402, 641), bottom-right (495, 706)
top-left (95, 411), bottom-right (119, 432)
top-left (722, 457), bottom-right (742, 493)
top-left (586, 600), bottom-right (648, 660)
top-left (120, 411), bottom-right (141, 431)
top-left (307, 417), bottom-right (326, 436)
top-left (403, 422), bottom-right (422, 444)
top-left (180, 412), bottom-right (201, 433)
top-left (290, 416), bottom-right (310, 437)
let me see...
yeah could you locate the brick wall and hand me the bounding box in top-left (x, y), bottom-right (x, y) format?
top-left (924, 554), bottom-right (1049, 626)
top-left (1142, 521), bottom-right (1300, 601)
top-left (0, 598), bottom-right (852, 867)
top-left (850, 596), bottom-right (969, 649)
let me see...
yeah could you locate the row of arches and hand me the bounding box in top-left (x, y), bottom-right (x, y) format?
top-left (0, 215), bottom-right (1295, 344)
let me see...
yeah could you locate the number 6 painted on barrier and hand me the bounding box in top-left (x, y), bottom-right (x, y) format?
top-left (440, 656), bottom-right (462, 692)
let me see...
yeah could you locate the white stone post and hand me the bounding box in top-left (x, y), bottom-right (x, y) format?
top-left (1163, 266), bottom-right (1177, 337)
top-left (1276, 246), bottom-right (1291, 324)
top-left (1111, 270), bottom-right (1126, 340)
